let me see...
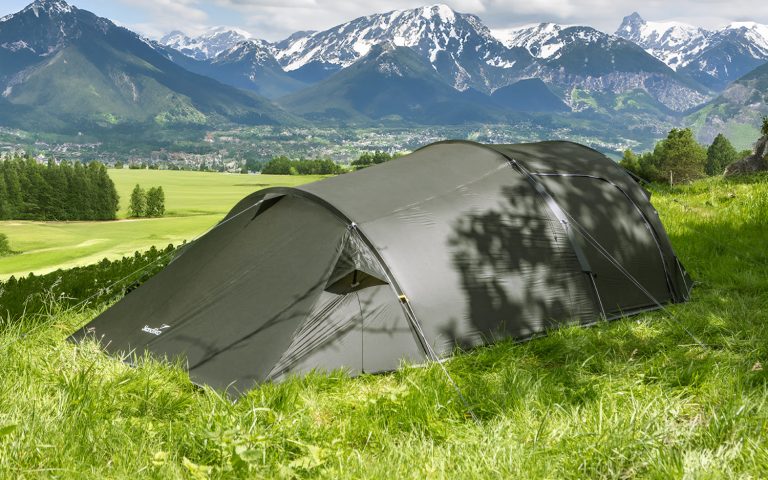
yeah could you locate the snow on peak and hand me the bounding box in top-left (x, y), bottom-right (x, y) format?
top-left (615, 12), bottom-right (710, 69)
top-left (275, 4), bottom-right (480, 71)
top-left (492, 23), bottom-right (569, 58)
top-left (160, 26), bottom-right (254, 60)
top-left (215, 38), bottom-right (275, 65)
top-left (724, 22), bottom-right (768, 44)
top-left (721, 21), bottom-right (768, 56)
top-left (2, 0), bottom-right (73, 22)
top-left (27, 0), bottom-right (73, 15)
top-left (271, 3), bottom-right (524, 92)
top-left (618, 14), bottom-right (768, 72)
top-left (727, 21), bottom-right (761, 29)
top-left (207, 25), bottom-right (253, 38)
top-left (418, 4), bottom-right (455, 22)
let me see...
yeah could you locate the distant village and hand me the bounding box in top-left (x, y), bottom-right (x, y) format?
top-left (0, 124), bottom-right (637, 171)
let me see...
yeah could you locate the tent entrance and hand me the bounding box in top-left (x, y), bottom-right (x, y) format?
top-left (324, 230), bottom-right (389, 294)
top-left (267, 227), bottom-right (425, 381)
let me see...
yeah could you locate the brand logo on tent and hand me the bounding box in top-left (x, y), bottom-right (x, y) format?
top-left (141, 324), bottom-right (171, 336)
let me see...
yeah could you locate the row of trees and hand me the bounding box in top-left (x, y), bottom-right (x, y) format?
top-left (129, 185), bottom-right (166, 218)
top-left (0, 156), bottom-right (119, 220)
top-left (240, 151), bottom-right (403, 174)
top-left (261, 156), bottom-right (345, 175)
top-left (351, 151), bottom-right (399, 169)
top-left (621, 118), bottom-right (768, 184)
top-left (620, 128), bottom-right (750, 184)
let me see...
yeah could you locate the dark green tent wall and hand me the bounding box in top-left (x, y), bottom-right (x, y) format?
top-left (70, 140), bottom-right (692, 395)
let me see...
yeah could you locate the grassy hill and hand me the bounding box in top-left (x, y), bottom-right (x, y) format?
top-left (1, 173), bottom-right (767, 477)
top-left (0, 170), bottom-right (324, 279)
top-left (688, 61), bottom-right (768, 149)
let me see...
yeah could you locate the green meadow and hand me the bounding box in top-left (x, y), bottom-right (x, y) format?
top-left (0, 174), bottom-right (767, 478)
top-left (0, 170), bottom-right (324, 279)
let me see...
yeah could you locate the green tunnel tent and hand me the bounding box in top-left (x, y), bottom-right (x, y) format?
top-left (70, 141), bottom-right (692, 395)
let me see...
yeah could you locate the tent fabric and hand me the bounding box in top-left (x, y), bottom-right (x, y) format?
top-left (71, 140), bottom-right (692, 395)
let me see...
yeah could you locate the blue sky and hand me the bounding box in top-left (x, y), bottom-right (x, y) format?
top-left (2, 0), bottom-right (766, 41)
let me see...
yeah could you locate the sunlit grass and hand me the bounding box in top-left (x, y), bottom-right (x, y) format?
top-left (1, 174), bottom-right (767, 478)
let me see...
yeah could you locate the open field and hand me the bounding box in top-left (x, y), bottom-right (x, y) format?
top-left (1, 174), bottom-right (767, 478)
top-left (0, 170), bottom-right (324, 279)
top-left (108, 169), bottom-right (325, 219)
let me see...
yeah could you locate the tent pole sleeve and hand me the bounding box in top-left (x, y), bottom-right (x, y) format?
top-left (508, 160), bottom-right (593, 274)
top-left (505, 159), bottom-right (608, 319)
top-left (589, 272), bottom-right (607, 320)
top-left (531, 172), bottom-right (679, 303)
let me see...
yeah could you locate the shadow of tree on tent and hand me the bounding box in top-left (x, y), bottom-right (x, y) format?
top-left (445, 182), bottom-right (597, 352)
top-left (443, 192), bottom-right (768, 419)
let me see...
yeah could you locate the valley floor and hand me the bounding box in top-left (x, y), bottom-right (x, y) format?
top-left (0, 174), bottom-right (767, 478)
top-left (0, 170), bottom-right (324, 279)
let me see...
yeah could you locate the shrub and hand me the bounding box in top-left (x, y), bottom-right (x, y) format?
top-left (0, 233), bottom-right (14, 257)
top-left (0, 244), bottom-right (177, 322)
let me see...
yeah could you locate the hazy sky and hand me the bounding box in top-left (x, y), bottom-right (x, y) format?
top-left (2, 0), bottom-right (766, 41)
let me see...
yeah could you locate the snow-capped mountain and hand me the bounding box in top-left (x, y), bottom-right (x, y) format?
top-left (203, 40), bottom-right (306, 98)
top-left (217, 39), bottom-right (277, 67)
top-left (208, 5), bottom-right (710, 112)
top-left (616, 13), bottom-right (768, 89)
top-left (0, 0), bottom-right (107, 62)
top-left (272, 4), bottom-right (534, 93)
top-left (490, 22), bottom-right (709, 112)
top-left (614, 12), bottom-right (710, 70)
top-left (680, 22), bottom-right (768, 90)
top-left (0, 0), bottom-right (72, 20)
top-left (159, 26), bottom-right (252, 61)
top-left (279, 42), bottom-right (505, 123)
top-left (152, 37), bottom-right (306, 99)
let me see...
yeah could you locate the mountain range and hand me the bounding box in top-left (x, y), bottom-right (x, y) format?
top-left (0, 0), bottom-right (289, 133)
top-left (133, 5), bottom-right (768, 132)
top-left (0, 0), bottom-right (767, 147)
top-left (615, 13), bottom-right (768, 90)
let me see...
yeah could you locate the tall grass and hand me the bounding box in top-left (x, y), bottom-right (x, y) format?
top-left (1, 174), bottom-right (767, 478)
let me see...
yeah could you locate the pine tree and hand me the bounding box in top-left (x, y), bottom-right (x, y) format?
top-left (129, 184), bottom-right (146, 217)
top-left (145, 186), bottom-right (165, 217)
top-left (45, 159), bottom-right (68, 220)
top-left (0, 172), bottom-right (9, 219)
top-left (4, 160), bottom-right (24, 217)
top-left (706, 134), bottom-right (738, 176)
top-left (69, 162), bottom-right (88, 219)
top-left (762, 116), bottom-right (768, 137)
